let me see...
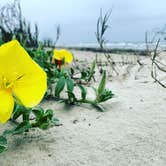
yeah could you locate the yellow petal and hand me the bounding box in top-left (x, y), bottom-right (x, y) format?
top-left (0, 40), bottom-right (47, 108)
top-left (53, 49), bottom-right (63, 60)
top-left (13, 73), bottom-right (47, 107)
top-left (60, 49), bottom-right (73, 63)
top-left (0, 90), bottom-right (14, 123)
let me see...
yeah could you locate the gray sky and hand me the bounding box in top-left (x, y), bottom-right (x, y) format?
top-left (4, 0), bottom-right (166, 44)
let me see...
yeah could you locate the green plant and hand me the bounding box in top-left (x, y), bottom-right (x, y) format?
top-left (0, 103), bottom-right (58, 153)
top-left (53, 65), bottom-right (114, 111)
top-left (26, 46), bottom-right (114, 111)
top-left (95, 9), bottom-right (119, 76)
top-left (71, 60), bottom-right (96, 83)
top-left (95, 9), bottom-right (111, 50)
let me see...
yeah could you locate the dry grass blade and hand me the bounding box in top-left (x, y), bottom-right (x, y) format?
top-left (151, 39), bottom-right (166, 88)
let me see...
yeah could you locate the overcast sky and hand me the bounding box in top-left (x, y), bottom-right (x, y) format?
top-left (2, 0), bottom-right (166, 44)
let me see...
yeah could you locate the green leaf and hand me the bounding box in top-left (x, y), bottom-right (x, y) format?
top-left (96, 89), bottom-right (114, 103)
top-left (3, 129), bottom-right (14, 136)
top-left (66, 78), bottom-right (74, 92)
top-left (39, 122), bottom-right (50, 130)
top-left (0, 136), bottom-right (7, 145)
top-left (100, 89), bottom-right (114, 102)
top-left (32, 108), bottom-right (44, 121)
top-left (22, 110), bottom-right (31, 122)
top-left (12, 121), bottom-right (32, 135)
top-left (92, 103), bottom-right (106, 112)
top-left (0, 145), bottom-right (7, 153)
top-left (43, 109), bottom-right (53, 120)
top-left (65, 91), bottom-right (77, 103)
top-left (12, 108), bottom-right (23, 120)
top-left (81, 70), bottom-right (89, 79)
top-left (0, 136), bottom-right (7, 153)
top-left (55, 76), bottom-right (66, 97)
top-left (78, 84), bottom-right (87, 101)
top-left (12, 104), bottom-right (22, 120)
top-left (66, 78), bottom-right (75, 102)
top-left (97, 70), bottom-right (106, 95)
top-left (32, 108), bottom-right (54, 129)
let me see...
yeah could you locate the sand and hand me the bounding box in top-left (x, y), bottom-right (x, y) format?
top-left (0, 50), bottom-right (166, 166)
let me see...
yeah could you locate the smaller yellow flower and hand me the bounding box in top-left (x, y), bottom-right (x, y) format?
top-left (52, 49), bottom-right (73, 68)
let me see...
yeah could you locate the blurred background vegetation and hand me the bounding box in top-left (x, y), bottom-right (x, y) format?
top-left (0, 0), bottom-right (61, 48)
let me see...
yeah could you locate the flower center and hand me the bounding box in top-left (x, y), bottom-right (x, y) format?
top-left (57, 60), bottom-right (62, 69)
top-left (0, 77), bottom-right (13, 91)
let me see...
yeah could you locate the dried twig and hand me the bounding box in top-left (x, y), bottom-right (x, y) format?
top-left (151, 39), bottom-right (166, 88)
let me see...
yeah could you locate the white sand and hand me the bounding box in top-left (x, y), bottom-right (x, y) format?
top-left (0, 51), bottom-right (166, 166)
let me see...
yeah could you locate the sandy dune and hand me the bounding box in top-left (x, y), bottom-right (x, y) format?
top-left (0, 51), bottom-right (166, 166)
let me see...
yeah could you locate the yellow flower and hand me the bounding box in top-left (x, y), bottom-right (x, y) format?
top-left (0, 40), bottom-right (47, 123)
top-left (53, 49), bottom-right (73, 66)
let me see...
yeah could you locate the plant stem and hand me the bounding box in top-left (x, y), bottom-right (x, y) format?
top-left (77, 99), bottom-right (97, 105)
